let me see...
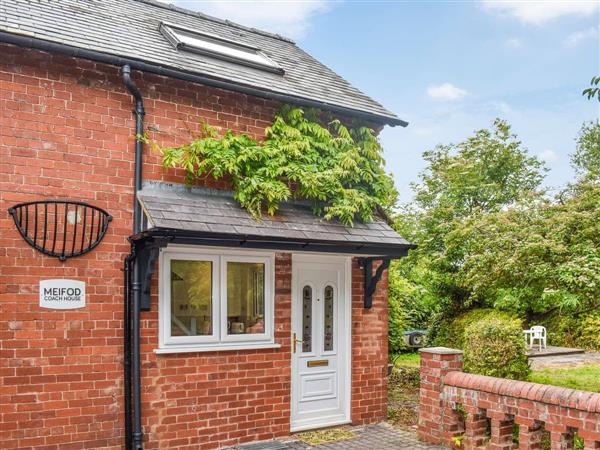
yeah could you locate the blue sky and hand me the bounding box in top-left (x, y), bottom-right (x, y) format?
top-left (164, 1), bottom-right (600, 201)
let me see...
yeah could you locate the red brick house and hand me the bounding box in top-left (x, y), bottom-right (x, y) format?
top-left (0, 1), bottom-right (412, 449)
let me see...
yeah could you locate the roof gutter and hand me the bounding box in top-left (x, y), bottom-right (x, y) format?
top-left (130, 227), bottom-right (417, 258)
top-left (0, 31), bottom-right (408, 127)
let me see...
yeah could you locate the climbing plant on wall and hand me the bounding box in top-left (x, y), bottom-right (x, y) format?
top-left (153, 106), bottom-right (398, 226)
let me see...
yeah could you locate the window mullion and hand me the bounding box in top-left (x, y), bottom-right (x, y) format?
top-left (219, 256), bottom-right (226, 342)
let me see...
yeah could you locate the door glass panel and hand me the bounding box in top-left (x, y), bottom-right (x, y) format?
top-left (302, 285), bottom-right (312, 352)
top-left (324, 285), bottom-right (334, 351)
top-left (227, 262), bottom-right (265, 334)
top-left (170, 260), bottom-right (212, 336)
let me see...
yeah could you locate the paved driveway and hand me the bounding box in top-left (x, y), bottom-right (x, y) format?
top-left (529, 352), bottom-right (600, 369)
top-left (236, 423), bottom-right (447, 450)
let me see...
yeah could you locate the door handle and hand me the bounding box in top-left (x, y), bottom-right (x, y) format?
top-left (293, 332), bottom-right (303, 354)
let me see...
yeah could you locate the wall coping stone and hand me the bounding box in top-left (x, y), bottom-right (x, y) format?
top-left (444, 371), bottom-right (600, 413)
top-left (419, 347), bottom-right (464, 355)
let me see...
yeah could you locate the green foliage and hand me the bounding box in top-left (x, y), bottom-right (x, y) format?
top-left (572, 121), bottom-right (600, 181)
top-left (388, 261), bottom-right (441, 353)
top-left (447, 182), bottom-right (600, 318)
top-left (156, 106), bottom-right (397, 226)
top-left (390, 119), bottom-right (546, 338)
top-left (388, 114), bottom-right (600, 362)
top-left (388, 272), bottom-right (408, 354)
top-left (579, 315), bottom-right (600, 351)
top-left (545, 313), bottom-right (584, 349)
top-left (434, 308), bottom-right (517, 349)
top-left (463, 317), bottom-right (530, 380)
top-left (582, 76), bottom-right (600, 101)
top-left (529, 311), bottom-right (600, 351)
top-left (406, 118), bottom-right (545, 254)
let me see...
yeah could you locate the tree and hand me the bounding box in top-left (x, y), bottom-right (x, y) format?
top-left (446, 182), bottom-right (600, 320)
top-left (397, 119), bottom-right (544, 297)
top-left (392, 119), bottom-right (546, 316)
top-left (400, 119), bottom-right (545, 255)
top-left (388, 87), bottom-right (600, 350)
top-left (582, 76), bottom-right (600, 102)
top-left (572, 121), bottom-right (600, 181)
top-left (446, 122), bottom-right (600, 320)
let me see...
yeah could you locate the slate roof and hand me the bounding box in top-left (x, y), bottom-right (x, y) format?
top-left (0, 0), bottom-right (406, 126)
top-left (137, 182), bottom-right (413, 255)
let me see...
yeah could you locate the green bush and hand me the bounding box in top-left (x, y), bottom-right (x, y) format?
top-left (463, 316), bottom-right (530, 380)
top-left (544, 313), bottom-right (600, 351)
top-left (580, 315), bottom-right (600, 350)
top-left (388, 263), bottom-right (439, 354)
top-left (388, 286), bottom-right (407, 354)
top-left (545, 314), bottom-right (582, 348)
top-left (434, 308), bottom-right (517, 349)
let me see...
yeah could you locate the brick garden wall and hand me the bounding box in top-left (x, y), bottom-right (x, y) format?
top-left (418, 347), bottom-right (600, 450)
top-left (0, 43), bottom-right (389, 449)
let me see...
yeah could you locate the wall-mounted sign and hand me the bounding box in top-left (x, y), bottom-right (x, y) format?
top-left (39, 279), bottom-right (86, 309)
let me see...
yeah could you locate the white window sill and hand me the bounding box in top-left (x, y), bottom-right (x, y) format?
top-left (154, 342), bottom-right (281, 354)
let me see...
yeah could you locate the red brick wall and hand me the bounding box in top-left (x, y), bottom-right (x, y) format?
top-left (0, 43), bottom-right (389, 449)
top-left (142, 253), bottom-right (292, 450)
top-left (418, 347), bottom-right (600, 449)
top-left (351, 260), bottom-right (389, 425)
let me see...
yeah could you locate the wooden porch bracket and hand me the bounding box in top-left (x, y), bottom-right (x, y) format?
top-left (132, 236), bottom-right (171, 311)
top-left (358, 257), bottom-right (390, 309)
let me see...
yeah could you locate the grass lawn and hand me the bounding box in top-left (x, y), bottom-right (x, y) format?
top-left (528, 364), bottom-right (600, 393)
top-left (391, 352), bottom-right (420, 368)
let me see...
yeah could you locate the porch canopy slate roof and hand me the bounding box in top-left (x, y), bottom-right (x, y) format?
top-left (0, 0), bottom-right (406, 126)
top-left (136, 182), bottom-right (414, 257)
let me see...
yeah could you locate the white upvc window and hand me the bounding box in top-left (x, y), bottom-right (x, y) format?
top-left (157, 246), bottom-right (277, 353)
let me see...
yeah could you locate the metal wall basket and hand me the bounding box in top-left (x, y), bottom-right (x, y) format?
top-left (8, 200), bottom-right (112, 261)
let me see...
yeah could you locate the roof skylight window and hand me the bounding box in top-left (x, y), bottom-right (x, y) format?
top-left (160, 22), bottom-right (283, 74)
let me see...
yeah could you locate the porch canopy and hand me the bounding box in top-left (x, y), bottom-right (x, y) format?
top-left (134, 181), bottom-right (414, 258)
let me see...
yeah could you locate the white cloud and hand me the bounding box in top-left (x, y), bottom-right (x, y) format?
top-left (563, 26), bottom-right (599, 47)
top-left (505, 37), bottom-right (523, 48)
top-left (427, 83), bottom-right (468, 101)
top-left (538, 149), bottom-right (559, 162)
top-left (481, 1), bottom-right (600, 25)
top-left (156, 1), bottom-right (334, 39)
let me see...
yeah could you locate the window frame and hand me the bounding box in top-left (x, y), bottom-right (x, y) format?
top-left (221, 254), bottom-right (273, 344)
top-left (159, 22), bottom-right (284, 74)
top-left (158, 246), bottom-right (276, 353)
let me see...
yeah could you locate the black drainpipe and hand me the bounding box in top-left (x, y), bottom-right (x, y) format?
top-left (123, 251), bottom-right (134, 450)
top-left (122, 64), bottom-right (145, 232)
top-left (122, 64), bottom-right (145, 450)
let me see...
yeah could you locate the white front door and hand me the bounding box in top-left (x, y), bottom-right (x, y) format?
top-left (290, 255), bottom-right (351, 432)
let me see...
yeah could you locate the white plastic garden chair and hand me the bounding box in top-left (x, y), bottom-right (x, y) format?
top-left (528, 325), bottom-right (547, 351)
